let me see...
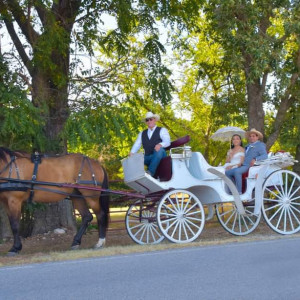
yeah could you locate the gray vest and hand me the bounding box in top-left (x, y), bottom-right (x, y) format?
top-left (142, 127), bottom-right (162, 155)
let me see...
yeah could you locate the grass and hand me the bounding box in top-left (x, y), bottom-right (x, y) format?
top-left (1, 230), bottom-right (300, 268)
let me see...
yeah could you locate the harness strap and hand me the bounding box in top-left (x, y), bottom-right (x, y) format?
top-left (77, 156), bottom-right (98, 186)
top-left (28, 153), bottom-right (41, 204)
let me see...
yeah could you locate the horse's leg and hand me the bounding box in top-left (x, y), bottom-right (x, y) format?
top-left (4, 198), bottom-right (23, 256)
top-left (93, 208), bottom-right (108, 249)
top-left (93, 171), bottom-right (110, 249)
top-left (70, 197), bottom-right (93, 250)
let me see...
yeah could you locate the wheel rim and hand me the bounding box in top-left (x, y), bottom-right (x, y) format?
top-left (216, 202), bottom-right (261, 236)
top-left (125, 200), bottom-right (164, 244)
top-left (157, 190), bottom-right (205, 243)
top-left (262, 170), bottom-right (300, 234)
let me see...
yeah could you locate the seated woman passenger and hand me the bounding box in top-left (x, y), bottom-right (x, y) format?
top-left (224, 134), bottom-right (245, 170)
top-left (225, 128), bottom-right (268, 194)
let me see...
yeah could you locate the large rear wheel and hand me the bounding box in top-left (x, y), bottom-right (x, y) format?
top-left (262, 170), bottom-right (300, 234)
top-left (157, 190), bottom-right (205, 243)
top-left (125, 199), bottom-right (164, 244)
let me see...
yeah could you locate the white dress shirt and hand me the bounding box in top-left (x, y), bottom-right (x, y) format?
top-left (130, 126), bottom-right (171, 154)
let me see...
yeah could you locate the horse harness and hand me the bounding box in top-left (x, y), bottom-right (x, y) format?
top-left (0, 153), bottom-right (102, 203)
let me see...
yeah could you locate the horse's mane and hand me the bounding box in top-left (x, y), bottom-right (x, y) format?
top-left (0, 147), bottom-right (30, 163)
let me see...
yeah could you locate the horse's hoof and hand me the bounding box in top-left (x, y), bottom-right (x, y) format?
top-left (7, 251), bottom-right (18, 257)
top-left (94, 238), bottom-right (105, 249)
top-left (70, 245), bottom-right (80, 250)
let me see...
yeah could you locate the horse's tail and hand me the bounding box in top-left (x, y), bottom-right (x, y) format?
top-left (100, 167), bottom-right (110, 229)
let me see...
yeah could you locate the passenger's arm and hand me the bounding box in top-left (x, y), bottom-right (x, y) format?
top-left (255, 143), bottom-right (268, 161)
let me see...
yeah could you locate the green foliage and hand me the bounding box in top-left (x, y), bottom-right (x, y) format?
top-left (0, 56), bottom-right (45, 150)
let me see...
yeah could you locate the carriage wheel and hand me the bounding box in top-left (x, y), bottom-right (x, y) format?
top-left (125, 199), bottom-right (164, 245)
top-left (262, 170), bottom-right (300, 235)
top-left (216, 202), bottom-right (261, 236)
top-left (157, 190), bottom-right (205, 243)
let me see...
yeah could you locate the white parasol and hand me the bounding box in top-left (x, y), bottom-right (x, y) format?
top-left (211, 126), bottom-right (246, 142)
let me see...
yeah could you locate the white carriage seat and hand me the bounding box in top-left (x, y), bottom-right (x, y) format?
top-left (188, 152), bottom-right (225, 180)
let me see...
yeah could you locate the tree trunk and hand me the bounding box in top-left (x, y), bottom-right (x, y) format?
top-left (0, 203), bottom-right (12, 241)
top-left (246, 79), bottom-right (265, 137)
top-left (32, 199), bottom-right (76, 235)
top-left (30, 71), bottom-right (76, 233)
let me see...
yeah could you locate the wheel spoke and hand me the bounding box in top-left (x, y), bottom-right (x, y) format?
top-left (289, 185), bottom-right (300, 199)
top-left (184, 201), bottom-right (199, 214)
top-left (216, 203), bottom-right (260, 236)
top-left (219, 208), bottom-right (235, 218)
top-left (168, 196), bottom-right (179, 213)
top-left (183, 219), bottom-right (196, 235)
top-left (183, 196), bottom-right (191, 212)
top-left (270, 179), bottom-right (284, 198)
top-left (287, 176), bottom-right (297, 197)
top-left (287, 208), bottom-right (295, 232)
top-left (285, 173), bottom-right (288, 195)
top-left (264, 203), bottom-right (282, 212)
top-left (241, 215), bottom-right (250, 231)
top-left (263, 197), bottom-right (281, 203)
top-left (161, 216), bottom-right (177, 224)
top-left (265, 187), bottom-right (282, 200)
top-left (224, 210), bottom-right (236, 226)
top-left (170, 220), bottom-right (180, 238)
top-left (186, 210), bottom-right (203, 217)
top-left (290, 204), bottom-right (300, 215)
top-left (184, 218), bottom-right (201, 230)
top-left (288, 206), bottom-right (300, 226)
top-left (283, 208), bottom-right (287, 232)
top-left (291, 195), bottom-right (300, 202)
top-left (162, 202), bottom-right (177, 215)
top-left (186, 216), bottom-right (203, 222)
top-left (275, 207), bottom-right (285, 229)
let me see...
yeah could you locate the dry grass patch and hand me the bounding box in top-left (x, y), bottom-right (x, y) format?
top-left (1, 221), bottom-right (300, 268)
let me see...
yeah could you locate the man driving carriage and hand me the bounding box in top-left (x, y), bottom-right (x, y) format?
top-left (129, 112), bottom-right (171, 176)
top-left (225, 128), bottom-right (268, 194)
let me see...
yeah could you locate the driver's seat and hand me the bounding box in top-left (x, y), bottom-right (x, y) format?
top-left (154, 135), bottom-right (190, 181)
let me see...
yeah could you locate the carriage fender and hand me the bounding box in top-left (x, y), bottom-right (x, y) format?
top-left (254, 165), bottom-right (270, 215)
top-left (207, 168), bottom-right (245, 215)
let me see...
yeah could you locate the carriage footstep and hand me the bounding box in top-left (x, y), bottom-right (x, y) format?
top-left (242, 200), bottom-right (255, 207)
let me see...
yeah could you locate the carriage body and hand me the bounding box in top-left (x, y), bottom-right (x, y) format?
top-left (122, 143), bottom-right (300, 244)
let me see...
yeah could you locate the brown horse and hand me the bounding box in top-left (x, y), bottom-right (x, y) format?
top-left (0, 147), bottom-right (109, 255)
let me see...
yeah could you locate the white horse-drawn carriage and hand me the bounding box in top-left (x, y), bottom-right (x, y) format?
top-left (122, 136), bottom-right (300, 244)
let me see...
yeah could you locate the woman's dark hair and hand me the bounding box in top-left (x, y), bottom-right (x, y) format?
top-left (231, 134), bottom-right (243, 148)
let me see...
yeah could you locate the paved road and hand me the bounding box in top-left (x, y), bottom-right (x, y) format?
top-left (1, 237), bottom-right (300, 300)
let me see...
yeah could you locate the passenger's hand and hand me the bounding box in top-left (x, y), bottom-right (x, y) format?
top-left (154, 144), bottom-right (162, 152)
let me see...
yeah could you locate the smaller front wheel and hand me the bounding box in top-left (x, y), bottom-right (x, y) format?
top-left (216, 202), bottom-right (261, 236)
top-left (157, 190), bottom-right (205, 243)
top-left (125, 199), bottom-right (164, 245)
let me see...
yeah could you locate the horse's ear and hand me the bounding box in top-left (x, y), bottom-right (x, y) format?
top-left (0, 147), bottom-right (10, 163)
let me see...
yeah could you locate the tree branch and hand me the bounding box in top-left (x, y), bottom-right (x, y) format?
top-left (266, 48), bottom-right (300, 149)
top-left (3, 18), bottom-right (33, 75)
top-left (4, 0), bottom-right (39, 45)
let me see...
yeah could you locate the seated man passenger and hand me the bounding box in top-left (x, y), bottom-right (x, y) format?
top-left (225, 128), bottom-right (268, 194)
top-left (129, 112), bottom-right (171, 176)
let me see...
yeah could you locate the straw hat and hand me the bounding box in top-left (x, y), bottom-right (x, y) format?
top-left (142, 112), bottom-right (160, 122)
top-left (245, 128), bottom-right (263, 140)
